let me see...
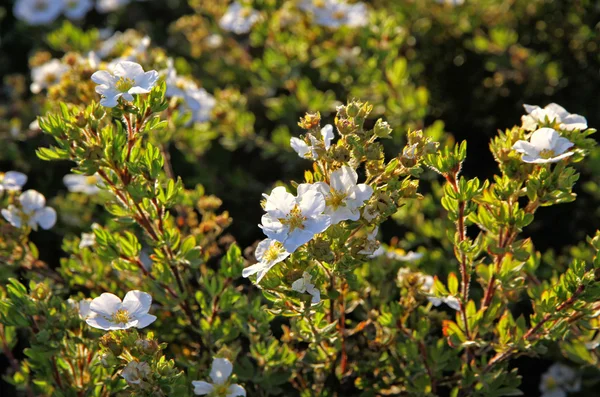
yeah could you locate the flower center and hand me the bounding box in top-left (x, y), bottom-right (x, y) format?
top-left (263, 243), bottom-right (283, 262)
top-left (34, 0), bottom-right (48, 11)
top-left (325, 189), bottom-right (347, 209)
top-left (44, 73), bottom-right (57, 84)
top-left (280, 205), bottom-right (306, 232)
top-left (545, 376), bottom-right (558, 390)
top-left (112, 309), bottom-right (130, 324)
top-left (66, 0), bottom-right (78, 9)
top-left (538, 149), bottom-right (556, 159)
top-left (115, 77), bottom-right (135, 93)
top-left (85, 176), bottom-right (97, 185)
top-left (332, 10), bottom-right (346, 20)
top-left (240, 8), bottom-right (252, 17)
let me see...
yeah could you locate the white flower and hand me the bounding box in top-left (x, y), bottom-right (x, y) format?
top-left (386, 249), bottom-right (424, 262)
top-left (77, 299), bottom-right (94, 319)
top-left (397, 269), bottom-right (460, 310)
top-left (219, 2), bottom-right (261, 35)
top-left (96, 0), bottom-right (130, 13)
top-left (0, 171), bottom-right (27, 193)
top-left (291, 272), bottom-right (321, 305)
top-left (91, 61), bottom-right (159, 108)
top-left (192, 358), bottom-right (246, 396)
top-left (260, 186), bottom-right (331, 253)
top-left (121, 361), bottom-right (151, 385)
top-left (300, 0), bottom-right (368, 28)
top-left (300, 166), bottom-right (372, 224)
top-left (522, 103), bottom-right (588, 132)
top-left (79, 232), bottom-right (96, 249)
top-left (242, 239), bottom-right (290, 283)
top-left (540, 363), bottom-right (581, 397)
top-left (205, 34), bottom-right (224, 49)
top-left (512, 128), bottom-right (574, 164)
top-left (357, 227), bottom-right (382, 256)
top-left (85, 290), bottom-right (157, 331)
top-left (13, 0), bottom-right (63, 25)
top-left (290, 124), bottom-right (335, 159)
top-left (2, 190), bottom-right (57, 230)
top-left (63, 173), bottom-right (101, 194)
top-left (63, 0), bottom-right (93, 19)
top-left (436, 0), bottom-right (464, 5)
top-left (164, 60), bottom-right (216, 123)
top-left (30, 59), bottom-right (69, 94)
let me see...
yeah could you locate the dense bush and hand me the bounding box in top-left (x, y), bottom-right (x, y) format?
top-left (0, 1), bottom-right (599, 396)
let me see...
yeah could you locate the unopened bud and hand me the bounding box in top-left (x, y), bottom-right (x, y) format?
top-left (373, 119), bottom-right (392, 138)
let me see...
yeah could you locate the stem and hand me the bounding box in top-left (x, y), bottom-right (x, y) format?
top-left (445, 173), bottom-right (471, 340)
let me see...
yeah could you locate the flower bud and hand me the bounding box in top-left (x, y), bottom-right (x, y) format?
top-left (298, 112), bottom-right (321, 130)
top-left (335, 118), bottom-right (356, 135)
top-left (309, 238), bottom-right (334, 262)
top-left (373, 119), bottom-right (392, 138)
top-left (136, 339), bottom-right (159, 355)
top-left (332, 145), bottom-right (351, 163)
top-left (346, 102), bottom-right (361, 118)
top-left (30, 282), bottom-right (51, 301)
top-left (100, 333), bottom-right (123, 356)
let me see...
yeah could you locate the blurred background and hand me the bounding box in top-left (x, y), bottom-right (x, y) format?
top-left (0, 0), bottom-right (599, 395)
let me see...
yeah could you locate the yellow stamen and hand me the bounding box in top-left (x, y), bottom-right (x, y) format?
top-left (538, 149), bottom-right (556, 159)
top-left (263, 243), bottom-right (283, 262)
top-left (115, 77), bottom-right (135, 93)
top-left (112, 309), bottom-right (130, 324)
top-left (325, 189), bottom-right (347, 209)
top-left (280, 205), bottom-right (306, 232)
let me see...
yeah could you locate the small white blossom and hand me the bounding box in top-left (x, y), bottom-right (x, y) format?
top-left (397, 269), bottom-right (460, 310)
top-left (121, 361), bottom-right (151, 385)
top-left (164, 60), bottom-right (216, 123)
top-left (290, 124), bottom-right (335, 159)
top-left (540, 363), bottom-right (581, 397)
top-left (0, 171), bottom-right (27, 193)
top-left (260, 186), bottom-right (331, 253)
top-left (63, 0), bottom-right (93, 19)
top-left (300, 0), bottom-right (368, 28)
top-left (291, 272), bottom-right (321, 305)
top-left (512, 128), bottom-right (574, 164)
top-left (300, 166), bottom-right (372, 224)
top-left (219, 2), bottom-right (261, 35)
top-left (86, 290), bottom-right (157, 331)
top-left (63, 173), bottom-right (101, 195)
top-left (242, 239), bottom-right (290, 283)
top-left (357, 227), bottom-right (382, 256)
top-left (13, 0), bottom-right (63, 25)
top-left (192, 358), bottom-right (246, 396)
top-left (30, 59), bottom-right (69, 94)
top-left (522, 103), bottom-right (588, 132)
top-left (205, 34), bottom-right (224, 49)
top-left (386, 249), bottom-right (424, 262)
top-left (96, 0), bottom-right (130, 13)
top-left (2, 190), bottom-right (57, 230)
top-left (91, 61), bottom-right (159, 108)
top-left (79, 232), bottom-right (96, 249)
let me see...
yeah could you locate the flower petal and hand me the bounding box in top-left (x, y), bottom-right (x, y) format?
top-left (290, 137), bottom-right (310, 158)
top-left (132, 314), bottom-right (157, 329)
top-left (298, 190), bottom-right (325, 218)
top-left (2, 206), bottom-right (22, 228)
top-left (553, 137), bottom-right (574, 155)
top-left (3, 171), bottom-right (27, 190)
top-left (122, 290), bottom-right (152, 318)
top-left (320, 124), bottom-right (334, 149)
top-left (511, 140), bottom-right (538, 156)
top-left (227, 384), bottom-right (247, 397)
top-left (210, 358), bottom-right (233, 385)
top-left (545, 103), bottom-right (569, 119)
top-left (90, 293), bottom-right (122, 318)
top-left (91, 70), bottom-right (115, 86)
top-left (264, 186), bottom-right (296, 217)
top-left (329, 166), bottom-right (357, 193)
top-left (34, 207), bottom-right (57, 230)
top-left (530, 128), bottom-right (559, 151)
top-left (114, 61), bottom-right (145, 80)
top-left (85, 316), bottom-right (114, 330)
top-left (192, 381), bottom-right (214, 395)
top-left (19, 190), bottom-right (46, 213)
